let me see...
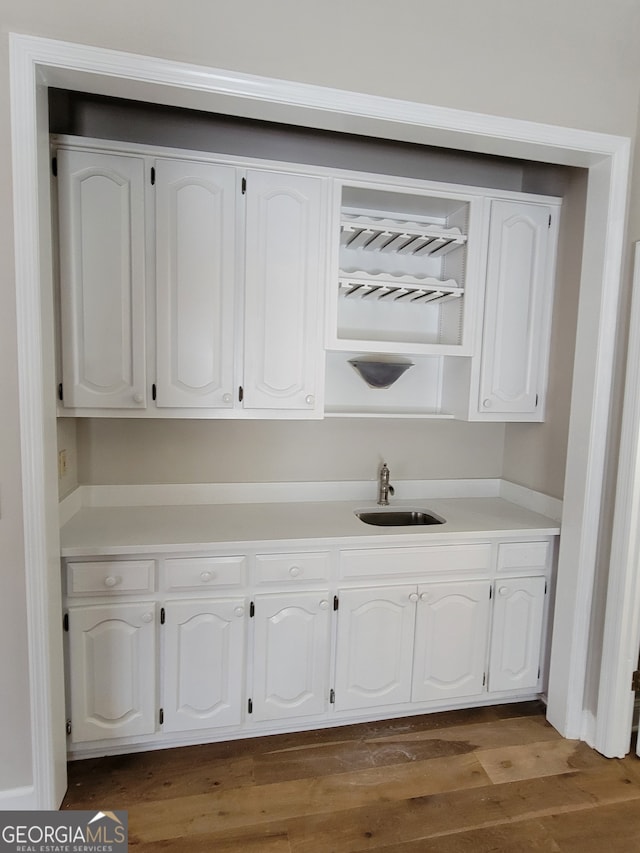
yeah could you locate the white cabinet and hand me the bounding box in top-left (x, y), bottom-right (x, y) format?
top-left (334, 580), bottom-right (490, 712)
top-left (471, 200), bottom-right (559, 421)
top-left (488, 576), bottom-right (547, 692)
top-left (334, 586), bottom-right (417, 711)
top-left (67, 602), bottom-right (156, 742)
top-left (55, 140), bottom-right (328, 418)
top-left (242, 170), bottom-right (327, 413)
top-left (154, 159), bottom-right (237, 409)
top-left (251, 592), bottom-right (331, 721)
top-left (412, 580), bottom-right (490, 702)
top-left (162, 598), bottom-right (246, 732)
top-left (57, 148), bottom-right (148, 409)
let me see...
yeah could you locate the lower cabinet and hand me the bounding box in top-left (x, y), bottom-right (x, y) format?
top-left (488, 576), bottom-right (547, 692)
top-left (67, 602), bottom-right (157, 743)
top-left (334, 580), bottom-right (491, 712)
top-left (63, 537), bottom-right (555, 753)
top-left (251, 592), bottom-right (332, 721)
top-left (162, 598), bottom-right (246, 733)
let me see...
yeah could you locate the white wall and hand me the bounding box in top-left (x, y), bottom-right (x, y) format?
top-left (3, 0), bottom-right (640, 802)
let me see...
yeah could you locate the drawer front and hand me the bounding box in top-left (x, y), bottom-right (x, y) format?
top-left (340, 544), bottom-right (491, 579)
top-left (497, 540), bottom-right (551, 573)
top-left (67, 560), bottom-right (155, 596)
top-left (255, 552), bottom-right (331, 584)
top-left (164, 556), bottom-right (246, 590)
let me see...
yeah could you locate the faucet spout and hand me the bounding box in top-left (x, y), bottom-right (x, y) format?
top-left (377, 462), bottom-right (395, 506)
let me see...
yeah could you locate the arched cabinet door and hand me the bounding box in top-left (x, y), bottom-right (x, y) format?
top-left (478, 200), bottom-right (558, 419)
top-left (68, 603), bottom-right (156, 742)
top-left (242, 169), bottom-right (327, 414)
top-left (154, 159), bottom-right (237, 408)
top-left (57, 149), bottom-right (147, 409)
top-left (251, 592), bottom-right (331, 721)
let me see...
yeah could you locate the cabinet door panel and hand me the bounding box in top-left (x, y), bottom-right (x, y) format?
top-left (489, 577), bottom-right (546, 692)
top-left (479, 201), bottom-right (555, 416)
top-left (163, 598), bottom-right (245, 732)
top-left (155, 159), bottom-right (237, 408)
top-left (412, 581), bottom-right (490, 702)
top-left (68, 603), bottom-right (156, 742)
top-left (334, 586), bottom-right (416, 711)
top-left (58, 149), bottom-right (147, 409)
top-left (252, 593), bottom-right (331, 721)
top-left (243, 170), bottom-right (326, 412)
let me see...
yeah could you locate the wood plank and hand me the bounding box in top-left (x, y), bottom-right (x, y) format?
top-left (476, 738), bottom-right (607, 784)
top-left (541, 799), bottom-right (640, 852)
top-left (371, 819), bottom-right (562, 852)
top-left (126, 752), bottom-right (491, 843)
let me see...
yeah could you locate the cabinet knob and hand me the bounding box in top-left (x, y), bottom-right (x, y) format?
top-left (409, 592), bottom-right (419, 602)
top-left (319, 599), bottom-right (329, 610)
top-left (305, 394), bottom-right (315, 406)
top-left (420, 592), bottom-right (430, 602)
top-left (103, 575), bottom-right (121, 588)
top-left (483, 399), bottom-right (492, 408)
top-left (223, 393), bottom-right (232, 404)
top-left (289, 566), bottom-right (302, 578)
top-left (141, 612), bottom-right (153, 623)
top-left (499, 586), bottom-right (509, 596)
top-left (133, 393), bottom-right (144, 404)
top-left (234, 606), bottom-right (245, 617)
top-left (200, 571), bottom-right (215, 583)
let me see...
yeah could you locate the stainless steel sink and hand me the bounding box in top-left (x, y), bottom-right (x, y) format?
top-left (356, 509), bottom-right (444, 527)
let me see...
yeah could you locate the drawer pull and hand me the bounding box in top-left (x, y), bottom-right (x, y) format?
top-left (141, 612), bottom-right (153, 624)
top-left (234, 606), bottom-right (245, 618)
top-left (200, 571), bottom-right (216, 583)
top-left (289, 566), bottom-right (302, 578)
top-left (103, 575), bottom-right (121, 588)
top-left (499, 586), bottom-right (510, 596)
top-left (319, 599), bottom-right (329, 610)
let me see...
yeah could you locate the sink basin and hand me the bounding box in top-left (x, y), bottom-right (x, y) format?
top-left (356, 510), bottom-right (445, 527)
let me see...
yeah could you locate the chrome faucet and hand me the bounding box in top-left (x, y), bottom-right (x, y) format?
top-left (377, 462), bottom-right (395, 506)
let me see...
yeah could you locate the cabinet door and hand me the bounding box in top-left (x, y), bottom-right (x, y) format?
top-left (252, 592), bottom-right (331, 721)
top-left (162, 598), bottom-right (246, 732)
top-left (57, 148), bottom-right (147, 409)
top-left (412, 580), bottom-right (490, 703)
top-left (489, 576), bottom-right (547, 692)
top-left (68, 603), bottom-right (156, 742)
top-left (242, 170), bottom-right (326, 413)
top-left (334, 586), bottom-right (416, 711)
top-left (155, 159), bottom-right (237, 408)
top-left (478, 200), bottom-right (557, 417)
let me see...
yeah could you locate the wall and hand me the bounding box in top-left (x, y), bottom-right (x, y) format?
top-left (3, 0), bottom-right (640, 803)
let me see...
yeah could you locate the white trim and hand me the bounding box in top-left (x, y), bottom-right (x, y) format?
top-left (594, 242), bottom-right (640, 757)
top-left (0, 786), bottom-right (37, 811)
top-left (8, 33), bottom-right (631, 807)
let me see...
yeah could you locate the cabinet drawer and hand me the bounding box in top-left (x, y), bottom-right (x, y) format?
top-left (164, 556), bottom-right (246, 590)
top-left (67, 560), bottom-right (155, 596)
top-left (255, 552), bottom-right (330, 584)
top-left (340, 544), bottom-right (491, 578)
top-left (497, 541), bottom-right (551, 573)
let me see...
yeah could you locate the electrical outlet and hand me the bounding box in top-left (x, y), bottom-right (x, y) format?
top-left (58, 449), bottom-right (67, 479)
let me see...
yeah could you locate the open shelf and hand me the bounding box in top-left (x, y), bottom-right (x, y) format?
top-left (333, 186), bottom-right (472, 353)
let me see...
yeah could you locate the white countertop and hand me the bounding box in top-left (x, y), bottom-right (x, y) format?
top-left (59, 497), bottom-right (560, 557)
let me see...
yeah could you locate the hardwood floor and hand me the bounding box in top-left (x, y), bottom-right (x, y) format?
top-left (61, 702), bottom-right (640, 851)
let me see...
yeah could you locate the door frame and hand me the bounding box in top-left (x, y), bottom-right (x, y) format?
top-left (8, 33), bottom-right (632, 807)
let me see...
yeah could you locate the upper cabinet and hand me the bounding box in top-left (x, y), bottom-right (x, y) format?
top-left (54, 137), bottom-right (561, 422)
top-left (154, 158), bottom-right (237, 410)
top-left (57, 148), bottom-right (148, 410)
top-left (55, 143), bottom-right (328, 418)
